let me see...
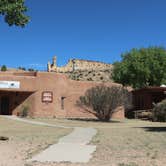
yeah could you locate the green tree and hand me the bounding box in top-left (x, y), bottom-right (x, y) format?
top-left (112, 47), bottom-right (166, 89)
top-left (28, 68), bottom-right (34, 71)
top-left (1, 65), bottom-right (7, 71)
top-left (0, 0), bottom-right (29, 27)
top-left (18, 66), bottom-right (26, 71)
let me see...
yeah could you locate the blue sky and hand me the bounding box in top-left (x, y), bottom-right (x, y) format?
top-left (0, 0), bottom-right (166, 70)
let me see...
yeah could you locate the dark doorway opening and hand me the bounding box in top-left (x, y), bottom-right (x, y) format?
top-left (1, 97), bottom-right (10, 115)
top-left (0, 91), bottom-right (34, 116)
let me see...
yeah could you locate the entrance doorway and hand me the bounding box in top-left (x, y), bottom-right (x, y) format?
top-left (1, 97), bottom-right (10, 115)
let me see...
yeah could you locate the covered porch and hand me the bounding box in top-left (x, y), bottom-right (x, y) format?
top-left (0, 90), bottom-right (35, 115)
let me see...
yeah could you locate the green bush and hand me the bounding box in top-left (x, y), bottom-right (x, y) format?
top-left (28, 68), bottom-right (35, 71)
top-left (77, 85), bottom-right (132, 121)
top-left (19, 105), bottom-right (29, 117)
top-left (153, 99), bottom-right (166, 122)
top-left (1, 65), bottom-right (7, 71)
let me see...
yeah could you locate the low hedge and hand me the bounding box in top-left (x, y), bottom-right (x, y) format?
top-left (153, 99), bottom-right (166, 122)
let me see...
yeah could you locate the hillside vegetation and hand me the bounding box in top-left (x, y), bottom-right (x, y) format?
top-left (66, 69), bottom-right (113, 82)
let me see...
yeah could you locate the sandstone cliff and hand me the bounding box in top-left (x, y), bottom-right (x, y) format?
top-left (47, 56), bottom-right (113, 82)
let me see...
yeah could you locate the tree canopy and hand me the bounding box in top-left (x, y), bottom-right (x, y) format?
top-left (112, 47), bottom-right (166, 89)
top-left (0, 0), bottom-right (29, 27)
top-left (1, 65), bottom-right (7, 71)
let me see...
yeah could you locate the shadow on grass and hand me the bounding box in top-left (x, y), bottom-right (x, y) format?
top-left (67, 118), bottom-right (122, 123)
top-left (135, 127), bottom-right (166, 132)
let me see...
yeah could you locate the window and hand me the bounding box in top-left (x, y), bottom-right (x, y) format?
top-left (61, 97), bottom-right (66, 110)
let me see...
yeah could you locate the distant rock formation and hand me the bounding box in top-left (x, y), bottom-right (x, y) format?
top-left (47, 56), bottom-right (113, 73)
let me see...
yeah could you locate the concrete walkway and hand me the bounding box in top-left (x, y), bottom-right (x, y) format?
top-left (30, 127), bottom-right (97, 163)
top-left (4, 115), bottom-right (70, 128)
top-left (3, 116), bottom-right (97, 163)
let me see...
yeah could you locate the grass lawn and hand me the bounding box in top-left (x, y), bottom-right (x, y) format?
top-left (31, 118), bottom-right (166, 166)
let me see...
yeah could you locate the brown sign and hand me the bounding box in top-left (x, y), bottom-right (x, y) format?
top-left (42, 91), bottom-right (53, 103)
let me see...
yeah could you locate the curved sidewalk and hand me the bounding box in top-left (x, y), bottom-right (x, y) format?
top-left (3, 115), bottom-right (97, 163)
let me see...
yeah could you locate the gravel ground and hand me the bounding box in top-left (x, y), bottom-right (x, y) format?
top-left (0, 117), bottom-right (166, 166)
top-left (0, 116), bottom-right (71, 166)
top-left (28, 118), bottom-right (166, 166)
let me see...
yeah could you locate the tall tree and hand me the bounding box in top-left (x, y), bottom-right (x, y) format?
top-left (112, 47), bottom-right (166, 89)
top-left (0, 0), bottom-right (29, 27)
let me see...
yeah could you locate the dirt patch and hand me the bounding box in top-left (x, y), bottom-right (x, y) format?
top-left (0, 117), bottom-right (71, 166)
top-left (30, 118), bottom-right (166, 166)
top-left (1, 117), bottom-right (166, 166)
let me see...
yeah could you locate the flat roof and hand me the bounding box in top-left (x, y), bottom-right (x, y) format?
top-left (0, 89), bottom-right (36, 93)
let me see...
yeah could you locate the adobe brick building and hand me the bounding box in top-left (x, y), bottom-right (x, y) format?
top-left (0, 71), bottom-right (124, 119)
top-left (132, 86), bottom-right (166, 110)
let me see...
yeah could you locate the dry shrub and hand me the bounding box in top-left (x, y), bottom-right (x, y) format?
top-left (19, 105), bottom-right (29, 117)
top-left (77, 85), bottom-right (131, 121)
